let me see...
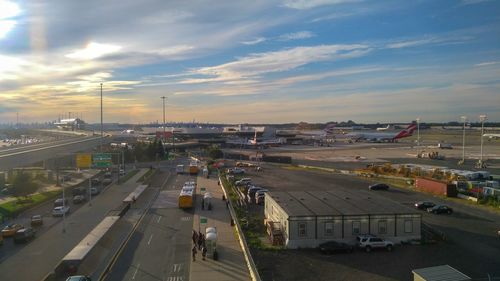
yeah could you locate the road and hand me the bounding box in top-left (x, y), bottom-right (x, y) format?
top-left (0, 169), bottom-right (146, 281)
top-left (0, 135), bottom-right (108, 170)
top-left (104, 160), bottom-right (197, 281)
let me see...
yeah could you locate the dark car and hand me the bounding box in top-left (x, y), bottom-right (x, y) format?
top-left (73, 195), bottom-right (86, 204)
top-left (53, 198), bottom-right (69, 207)
top-left (319, 241), bottom-right (354, 254)
top-left (91, 178), bottom-right (101, 186)
top-left (66, 276), bottom-right (92, 281)
top-left (427, 205), bottom-right (453, 214)
top-left (31, 215), bottom-right (43, 227)
top-left (13, 227), bottom-right (35, 243)
top-left (368, 183), bottom-right (389, 190)
top-left (415, 201), bottom-right (436, 210)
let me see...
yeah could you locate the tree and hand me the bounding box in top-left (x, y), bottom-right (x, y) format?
top-left (207, 146), bottom-right (223, 160)
top-left (11, 171), bottom-right (39, 198)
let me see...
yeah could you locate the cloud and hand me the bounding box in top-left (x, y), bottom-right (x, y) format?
top-left (0, 0), bottom-right (21, 39)
top-left (241, 37), bottom-right (267, 45)
top-left (279, 31), bottom-right (315, 41)
top-left (283, 0), bottom-right (359, 10)
top-left (461, 0), bottom-right (491, 5)
top-left (475, 61), bottom-right (498, 67)
top-left (310, 12), bottom-right (354, 22)
top-left (386, 35), bottom-right (471, 49)
top-left (181, 44), bottom-right (370, 84)
top-left (65, 42), bottom-right (122, 60)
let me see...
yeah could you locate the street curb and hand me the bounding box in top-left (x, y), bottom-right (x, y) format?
top-left (219, 174), bottom-right (262, 281)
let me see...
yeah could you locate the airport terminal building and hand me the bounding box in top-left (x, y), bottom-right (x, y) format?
top-left (264, 190), bottom-right (421, 249)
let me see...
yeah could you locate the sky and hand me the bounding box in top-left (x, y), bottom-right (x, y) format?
top-left (0, 0), bottom-right (499, 124)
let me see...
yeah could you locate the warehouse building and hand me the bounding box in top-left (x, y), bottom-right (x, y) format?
top-left (264, 189), bottom-right (421, 249)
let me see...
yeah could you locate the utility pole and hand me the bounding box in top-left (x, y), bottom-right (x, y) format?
top-left (161, 96), bottom-right (166, 142)
top-left (100, 83), bottom-right (103, 152)
top-left (479, 114), bottom-right (487, 167)
top-left (416, 117), bottom-right (420, 147)
top-left (460, 116), bottom-right (467, 165)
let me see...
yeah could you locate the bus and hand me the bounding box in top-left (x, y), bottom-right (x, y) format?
top-left (179, 182), bottom-right (196, 209)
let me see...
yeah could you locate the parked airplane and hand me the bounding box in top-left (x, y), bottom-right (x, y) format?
top-left (376, 125), bottom-right (392, 131)
top-left (248, 131), bottom-right (284, 146)
top-left (483, 133), bottom-right (500, 140)
top-left (344, 123), bottom-right (417, 142)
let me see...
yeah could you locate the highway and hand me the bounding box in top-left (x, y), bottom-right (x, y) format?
top-left (0, 136), bottom-right (108, 170)
top-left (104, 162), bottom-right (196, 281)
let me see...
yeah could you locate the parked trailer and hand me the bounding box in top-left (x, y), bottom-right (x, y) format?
top-left (415, 177), bottom-right (457, 197)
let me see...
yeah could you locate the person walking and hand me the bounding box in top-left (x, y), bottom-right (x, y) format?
top-left (197, 233), bottom-right (204, 250)
top-left (192, 230), bottom-right (198, 244)
top-left (192, 245), bottom-right (197, 261)
top-left (202, 246), bottom-right (207, 260)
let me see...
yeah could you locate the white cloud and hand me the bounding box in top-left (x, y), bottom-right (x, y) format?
top-left (279, 31), bottom-right (315, 41)
top-left (182, 44), bottom-right (370, 84)
top-left (461, 0), bottom-right (491, 5)
top-left (474, 61), bottom-right (498, 67)
top-left (283, 0), bottom-right (358, 10)
top-left (310, 12), bottom-right (354, 22)
top-left (241, 37), bottom-right (267, 45)
top-left (0, 0), bottom-right (20, 20)
top-left (66, 42), bottom-right (122, 60)
top-left (386, 35), bottom-right (471, 49)
top-left (152, 45), bottom-right (195, 57)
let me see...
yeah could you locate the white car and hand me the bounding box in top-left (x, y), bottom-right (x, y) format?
top-left (358, 237), bottom-right (394, 252)
top-left (52, 206), bottom-right (70, 217)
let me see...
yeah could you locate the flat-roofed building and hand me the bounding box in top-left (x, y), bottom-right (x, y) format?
top-left (265, 189), bottom-right (421, 248)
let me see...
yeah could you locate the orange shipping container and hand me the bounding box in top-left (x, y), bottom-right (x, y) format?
top-left (415, 177), bottom-right (457, 197)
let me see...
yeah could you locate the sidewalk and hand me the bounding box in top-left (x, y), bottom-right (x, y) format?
top-left (190, 175), bottom-right (251, 281)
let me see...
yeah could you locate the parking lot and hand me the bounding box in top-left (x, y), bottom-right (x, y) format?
top-left (233, 163), bottom-right (500, 280)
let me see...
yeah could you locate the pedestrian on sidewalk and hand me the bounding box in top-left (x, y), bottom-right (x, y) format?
top-left (192, 230), bottom-right (198, 244)
top-left (192, 245), bottom-right (197, 261)
top-left (226, 200), bottom-right (229, 209)
top-left (198, 233), bottom-right (204, 250)
top-left (201, 198), bottom-right (205, 210)
top-left (202, 246), bottom-right (207, 260)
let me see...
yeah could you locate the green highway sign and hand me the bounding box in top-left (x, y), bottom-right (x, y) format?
top-left (93, 153), bottom-right (112, 168)
top-left (200, 187), bottom-right (206, 192)
top-left (200, 217), bottom-right (207, 224)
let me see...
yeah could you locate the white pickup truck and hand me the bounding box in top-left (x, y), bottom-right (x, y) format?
top-left (358, 237), bottom-right (394, 252)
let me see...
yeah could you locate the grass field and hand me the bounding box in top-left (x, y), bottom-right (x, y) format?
top-left (0, 190), bottom-right (61, 217)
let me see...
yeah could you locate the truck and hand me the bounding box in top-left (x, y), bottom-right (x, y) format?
top-left (189, 164), bottom-right (198, 175)
top-left (438, 143), bottom-right (453, 149)
top-left (176, 165), bottom-right (184, 174)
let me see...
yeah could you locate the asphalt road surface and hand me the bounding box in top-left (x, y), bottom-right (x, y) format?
top-left (104, 161), bottom-right (197, 281)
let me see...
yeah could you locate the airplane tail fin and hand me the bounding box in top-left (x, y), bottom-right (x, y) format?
top-left (394, 123), bottom-right (417, 139)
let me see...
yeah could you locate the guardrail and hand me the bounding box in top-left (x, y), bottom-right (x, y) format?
top-left (219, 174), bottom-right (262, 281)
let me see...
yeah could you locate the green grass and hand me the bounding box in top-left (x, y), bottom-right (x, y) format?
top-left (118, 169), bottom-right (139, 184)
top-left (0, 190), bottom-right (61, 217)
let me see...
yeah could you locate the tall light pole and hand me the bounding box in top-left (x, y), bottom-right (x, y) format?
top-left (161, 96), bottom-right (166, 142)
top-left (460, 116), bottom-right (467, 165)
top-left (416, 117), bottom-right (420, 147)
top-left (100, 83), bottom-right (103, 152)
top-left (479, 114), bottom-right (487, 167)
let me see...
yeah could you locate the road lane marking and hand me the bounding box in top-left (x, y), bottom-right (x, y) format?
top-left (173, 263), bottom-right (182, 273)
top-left (157, 216), bottom-right (162, 223)
top-left (132, 263), bottom-right (141, 279)
top-left (147, 234), bottom-right (154, 245)
top-left (181, 216), bottom-right (191, 221)
top-left (167, 277), bottom-right (184, 281)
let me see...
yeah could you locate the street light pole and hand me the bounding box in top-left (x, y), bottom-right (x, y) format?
top-left (460, 116), bottom-right (467, 165)
top-left (100, 83), bottom-right (103, 152)
top-left (161, 96), bottom-right (166, 143)
top-left (479, 114), bottom-right (487, 167)
top-left (416, 117), bottom-right (420, 147)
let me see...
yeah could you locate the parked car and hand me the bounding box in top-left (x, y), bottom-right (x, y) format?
top-left (52, 206), bottom-right (70, 217)
top-left (256, 194), bottom-right (266, 205)
top-left (235, 178), bottom-right (252, 186)
top-left (427, 205), bottom-right (453, 214)
top-left (102, 178), bottom-right (113, 185)
top-left (53, 198), bottom-right (69, 207)
top-left (368, 183), bottom-right (389, 190)
top-left (319, 241), bottom-right (354, 254)
top-left (30, 215), bottom-right (43, 227)
top-left (91, 178), bottom-right (101, 186)
top-left (247, 187), bottom-right (265, 202)
top-left (2, 224), bottom-right (24, 237)
top-left (66, 276), bottom-right (92, 281)
top-left (119, 169), bottom-right (125, 176)
top-left (254, 189), bottom-right (268, 202)
top-left (415, 201), bottom-right (436, 210)
top-left (90, 187), bottom-right (100, 196)
top-left (73, 195), bottom-right (86, 204)
top-left (229, 167), bottom-right (245, 174)
top-left (358, 237), bottom-right (394, 252)
top-left (13, 227), bottom-right (35, 243)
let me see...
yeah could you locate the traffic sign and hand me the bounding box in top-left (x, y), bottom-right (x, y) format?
top-left (200, 217), bottom-right (207, 224)
top-left (200, 187), bottom-right (206, 192)
top-left (76, 153), bottom-right (92, 168)
top-left (93, 153), bottom-right (112, 168)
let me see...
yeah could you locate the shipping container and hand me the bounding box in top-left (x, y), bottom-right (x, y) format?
top-left (415, 177), bottom-right (457, 197)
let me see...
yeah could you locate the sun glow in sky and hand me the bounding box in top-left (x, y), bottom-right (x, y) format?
top-left (0, 0), bottom-right (499, 124)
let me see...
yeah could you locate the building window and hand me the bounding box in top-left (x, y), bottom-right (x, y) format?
top-left (352, 221), bottom-right (361, 235)
top-left (325, 222), bottom-right (334, 236)
top-left (404, 220), bottom-right (413, 233)
top-left (378, 221), bottom-right (387, 234)
top-left (298, 223), bottom-right (307, 237)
